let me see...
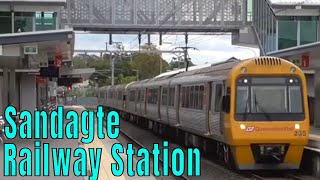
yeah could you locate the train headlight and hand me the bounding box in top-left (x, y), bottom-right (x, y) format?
top-left (295, 124), bottom-right (300, 130)
top-left (241, 67), bottom-right (247, 73)
top-left (290, 67), bottom-right (296, 73)
top-left (240, 124), bottom-right (246, 130)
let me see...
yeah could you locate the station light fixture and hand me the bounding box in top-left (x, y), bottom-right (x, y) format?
top-left (240, 124), bottom-right (246, 130)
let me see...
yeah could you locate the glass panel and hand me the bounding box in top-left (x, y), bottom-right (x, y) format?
top-left (300, 21), bottom-right (317, 45)
top-left (215, 84), bottom-right (222, 112)
top-left (247, 0), bottom-right (253, 21)
top-left (289, 86), bottom-right (303, 113)
top-left (278, 21), bottom-right (298, 50)
top-left (35, 12), bottom-right (56, 31)
top-left (251, 86), bottom-right (287, 113)
top-left (236, 86), bottom-right (249, 113)
top-left (14, 16), bottom-right (33, 32)
top-left (0, 12), bottom-right (12, 34)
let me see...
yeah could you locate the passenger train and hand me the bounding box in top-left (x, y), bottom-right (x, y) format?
top-left (98, 57), bottom-right (310, 170)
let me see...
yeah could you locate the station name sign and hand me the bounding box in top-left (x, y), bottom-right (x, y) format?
top-left (24, 44), bottom-right (38, 55)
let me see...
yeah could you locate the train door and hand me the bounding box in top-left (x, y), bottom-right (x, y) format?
top-left (205, 82), bottom-right (212, 135)
top-left (211, 81), bottom-right (224, 135)
top-left (135, 89), bottom-right (138, 113)
top-left (144, 88), bottom-right (147, 116)
top-left (176, 85), bottom-right (181, 125)
top-left (219, 81), bottom-right (226, 135)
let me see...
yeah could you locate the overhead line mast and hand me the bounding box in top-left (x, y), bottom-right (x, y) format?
top-left (174, 33), bottom-right (198, 72)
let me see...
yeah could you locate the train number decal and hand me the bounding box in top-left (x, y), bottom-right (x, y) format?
top-left (294, 130), bottom-right (306, 136)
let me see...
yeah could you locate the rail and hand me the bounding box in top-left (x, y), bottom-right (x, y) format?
top-left (251, 173), bottom-right (305, 180)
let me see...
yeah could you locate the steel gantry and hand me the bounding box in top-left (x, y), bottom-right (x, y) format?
top-left (59, 0), bottom-right (249, 33)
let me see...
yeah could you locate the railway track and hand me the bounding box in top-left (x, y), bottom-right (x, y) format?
top-left (251, 173), bottom-right (306, 180)
top-left (119, 129), bottom-right (191, 180)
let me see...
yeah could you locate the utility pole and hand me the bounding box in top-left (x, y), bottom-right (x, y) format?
top-left (174, 33), bottom-right (198, 72)
top-left (110, 53), bottom-right (115, 86)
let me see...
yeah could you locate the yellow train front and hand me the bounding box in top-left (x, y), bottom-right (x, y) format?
top-left (224, 57), bottom-right (309, 170)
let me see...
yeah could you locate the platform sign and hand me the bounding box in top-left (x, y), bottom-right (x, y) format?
top-left (302, 54), bottom-right (310, 68)
top-left (54, 54), bottom-right (63, 68)
top-left (24, 45), bottom-right (38, 55)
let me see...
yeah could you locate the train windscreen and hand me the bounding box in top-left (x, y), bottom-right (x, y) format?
top-left (235, 76), bottom-right (305, 121)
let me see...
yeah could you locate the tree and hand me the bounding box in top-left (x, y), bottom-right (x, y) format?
top-left (71, 43), bottom-right (171, 87)
top-left (131, 43), bottom-right (170, 79)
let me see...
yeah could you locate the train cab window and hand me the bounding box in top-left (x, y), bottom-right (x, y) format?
top-left (215, 84), bottom-right (223, 112)
top-left (169, 87), bottom-right (175, 106)
top-left (162, 88), bottom-right (168, 105)
top-left (129, 90), bottom-right (135, 102)
top-left (235, 76), bottom-right (305, 121)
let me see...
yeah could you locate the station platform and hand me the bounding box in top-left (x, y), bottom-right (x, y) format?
top-left (0, 106), bottom-right (155, 180)
top-left (307, 126), bottom-right (320, 152)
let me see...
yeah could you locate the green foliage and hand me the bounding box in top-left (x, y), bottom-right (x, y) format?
top-left (72, 43), bottom-right (193, 87)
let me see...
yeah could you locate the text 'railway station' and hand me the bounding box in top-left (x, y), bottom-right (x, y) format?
top-left (0, 0), bottom-right (320, 180)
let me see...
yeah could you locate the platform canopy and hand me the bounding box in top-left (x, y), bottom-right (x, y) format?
top-left (268, 0), bottom-right (320, 9)
top-left (0, 29), bottom-right (74, 69)
top-left (0, 0), bottom-right (66, 11)
top-left (267, 40), bottom-right (320, 70)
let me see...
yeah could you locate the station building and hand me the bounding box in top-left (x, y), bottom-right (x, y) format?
top-left (0, 0), bottom-right (93, 114)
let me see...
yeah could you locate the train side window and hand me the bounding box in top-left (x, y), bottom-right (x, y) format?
top-left (186, 87), bottom-right (190, 108)
top-left (181, 87), bottom-right (185, 107)
top-left (190, 86), bottom-right (194, 109)
top-left (141, 89), bottom-right (145, 102)
top-left (147, 88), bottom-right (158, 104)
top-left (162, 88), bottom-right (168, 105)
top-left (199, 86), bottom-right (204, 109)
top-left (169, 87), bottom-right (175, 106)
top-left (137, 90), bottom-right (140, 102)
top-left (129, 90), bottom-right (135, 102)
top-left (194, 86), bottom-right (199, 109)
top-left (215, 84), bottom-right (223, 112)
top-left (100, 92), bottom-right (104, 99)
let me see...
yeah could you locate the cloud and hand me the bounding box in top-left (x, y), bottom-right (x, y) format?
top-left (75, 33), bottom-right (260, 65)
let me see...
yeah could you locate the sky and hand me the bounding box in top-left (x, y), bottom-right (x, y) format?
top-left (75, 33), bottom-right (260, 66)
